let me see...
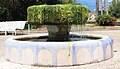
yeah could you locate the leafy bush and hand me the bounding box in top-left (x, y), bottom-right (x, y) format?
top-left (96, 14), bottom-right (115, 26)
top-left (27, 4), bottom-right (89, 25)
top-left (96, 14), bottom-right (116, 26)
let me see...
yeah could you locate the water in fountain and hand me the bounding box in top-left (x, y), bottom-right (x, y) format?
top-left (15, 24), bottom-right (100, 42)
top-left (71, 24), bottom-right (87, 41)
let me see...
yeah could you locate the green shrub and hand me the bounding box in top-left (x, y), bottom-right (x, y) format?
top-left (96, 14), bottom-right (117, 26)
top-left (96, 14), bottom-right (110, 26)
top-left (27, 4), bottom-right (89, 25)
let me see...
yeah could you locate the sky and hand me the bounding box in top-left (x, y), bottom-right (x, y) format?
top-left (76, 0), bottom-right (112, 12)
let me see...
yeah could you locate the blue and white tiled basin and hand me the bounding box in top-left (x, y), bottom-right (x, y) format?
top-left (4, 34), bottom-right (113, 66)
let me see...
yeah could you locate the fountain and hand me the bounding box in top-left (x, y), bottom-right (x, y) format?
top-left (4, 1), bottom-right (113, 67)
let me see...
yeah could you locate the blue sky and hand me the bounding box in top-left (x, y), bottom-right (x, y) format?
top-left (76, 0), bottom-right (112, 12)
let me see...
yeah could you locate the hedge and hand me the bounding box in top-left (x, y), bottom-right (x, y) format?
top-left (27, 4), bottom-right (89, 25)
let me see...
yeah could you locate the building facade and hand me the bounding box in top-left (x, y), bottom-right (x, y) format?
top-left (96, 0), bottom-right (109, 16)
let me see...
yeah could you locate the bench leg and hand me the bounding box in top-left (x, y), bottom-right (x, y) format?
top-left (28, 24), bottom-right (30, 34)
top-left (21, 30), bottom-right (23, 34)
top-left (12, 30), bottom-right (16, 35)
top-left (5, 31), bottom-right (7, 35)
top-left (14, 30), bottom-right (16, 35)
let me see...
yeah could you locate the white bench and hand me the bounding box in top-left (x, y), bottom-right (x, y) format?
top-left (0, 21), bottom-right (28, 35)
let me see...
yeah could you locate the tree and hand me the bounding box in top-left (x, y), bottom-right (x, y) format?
top-left (0, 0), bottom-right (8, 21)
top-left (6, 0), bottom-right (43, 21)
top-left (109, 0), bottom-right (120, 18)
top-left (39, 0), bottom-right (76, 4)
top-left (1, 0), bottom-right (76, 21)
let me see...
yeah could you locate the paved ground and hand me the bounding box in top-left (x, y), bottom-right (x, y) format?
top-left (0, 27), bottom-right (120, 69)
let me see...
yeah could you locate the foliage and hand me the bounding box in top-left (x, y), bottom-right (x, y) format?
top-left (27, 4), bottom-right (89, 25)
top-left (96, 14), bottom-right (116, 26)
top-left (41, 0), bottom-right (75, 4)
top-left (5, 0), bottom-right (43, 21)
top-left (0, 7), bottom-right (7, 21)
top-left (0, 0), bottom-right (9, 21)
top-left (0, 0), bottom-right (76, 21)
top-left (0, 0), bottom-right (8, 7)
top-left (109, 0), bottom-right (120, 18)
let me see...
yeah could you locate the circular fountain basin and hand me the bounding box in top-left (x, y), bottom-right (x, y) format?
top-left (4, 33), bottom-right (113, 66)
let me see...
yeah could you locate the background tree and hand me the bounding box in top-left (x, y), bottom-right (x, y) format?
top-left (0, 0), bottom-right (8, 21)
top-left (6, 0), bottom-right (43, 21)
top-left (1, 0), bottom-right (76, 21)
top-left (41, 0), bottom-right (75, 4)
top-left (109, 0), bottom-right (120, 18)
